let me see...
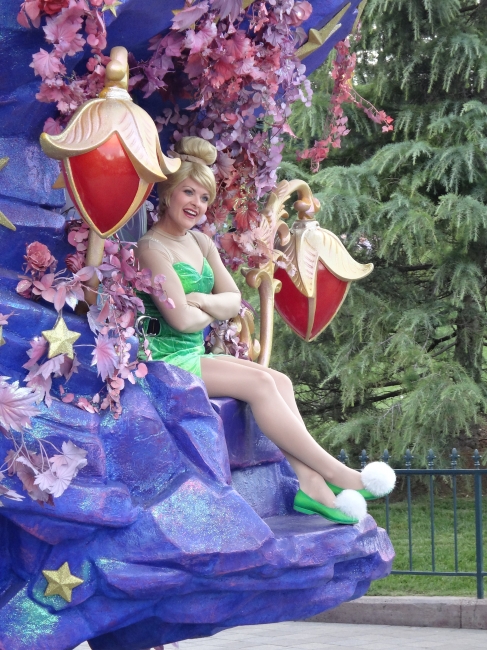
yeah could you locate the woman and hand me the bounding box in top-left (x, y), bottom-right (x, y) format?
top-left (135, 136), bottom-right (395, 524)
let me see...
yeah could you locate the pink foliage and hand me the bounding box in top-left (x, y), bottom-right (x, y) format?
top-left (91, 333), bottom-right (119, 380)
top-left (3, 439), bottom-right (87, 504)
top-left (0, 377), bottom-right (41, 433)
top-left (205, 302), bottom-right (252, 359)
top-left (172, 1), bottom-right (209, 31)
top-left (130, 0), bottom-right (313, 270)
top-left (297, 34), bottom-right (394, 172)
top-left (0, 377), bottom-right (88, 506)
top-left (15, 219), bottom-right (170, 418)
top-left (19, 0), bottom-right (109, 131)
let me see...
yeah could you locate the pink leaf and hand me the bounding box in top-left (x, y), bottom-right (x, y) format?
top-left (30, 49), bottom-right (65, 79)
top-left (54, 285), bottom-right (67, 312)
top-left (0, 378), bottom-right (41, 432)
top-left (135, 363), bottom-right (148, 378)
top-left (171, 1), bottom-right (208, 31)
top-left (97, 298), bottom-right (111, 323)
top-left (25, 372), bottom-right (52, 408)
top-left (23, 337), bottom-right (48, 369)
top-left (74, 266), bottom-right (95, 282)
top-left (91, 334), bottom-right (119, 380)
top-left (77, 396), bottom-right (96, 413)
top-left (210, 0), bottom-right (242, 22)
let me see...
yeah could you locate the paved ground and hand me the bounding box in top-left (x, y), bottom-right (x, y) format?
top-left (74, 621), bottom-right (487, 649)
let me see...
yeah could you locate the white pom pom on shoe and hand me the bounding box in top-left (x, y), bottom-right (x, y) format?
top-left (335, 489), bottom-right (368, 521)
top-left (361, 461), bottom-right (396, 497)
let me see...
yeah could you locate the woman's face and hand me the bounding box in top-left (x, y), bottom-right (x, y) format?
top-left (162, 177), bottom-right (210, 236)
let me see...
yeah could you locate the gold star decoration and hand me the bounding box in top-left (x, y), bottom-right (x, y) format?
top-left (102, 0), bottom-right (122, 16)
top-left (42, 316), bottom-right (81, 360)
top-left (42, 562), bottom-right (84, 603)
top-left (0, 158), bottom-right (16, 232)
top-left (297, 3), bottom-right (351, 60)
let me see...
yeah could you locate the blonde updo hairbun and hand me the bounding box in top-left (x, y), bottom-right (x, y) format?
top-left (175, 136), bottom-right (217, 166)
top-left (158, 135), bottom-right (217, 212)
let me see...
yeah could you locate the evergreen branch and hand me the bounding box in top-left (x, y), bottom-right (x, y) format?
top-left (427, 331), bottom-right (457, 352)
top-left (459, 1), bottom-right (487, 13)
top-left (430, 341), bottom-right (457, 358)
top-left (396, 264), bottom-right (434, 272)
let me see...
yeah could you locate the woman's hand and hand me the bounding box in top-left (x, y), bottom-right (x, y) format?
top-left (187, 290), bottom-right (241, 320)
top-left (185, 292), bottom-right (206, 309)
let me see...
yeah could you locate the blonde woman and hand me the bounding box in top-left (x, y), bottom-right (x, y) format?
top-left (135, 136), bottom-right (395, 525)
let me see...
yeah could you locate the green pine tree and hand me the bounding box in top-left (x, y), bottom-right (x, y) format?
top-left (273, 0), bottom-right (487, 464)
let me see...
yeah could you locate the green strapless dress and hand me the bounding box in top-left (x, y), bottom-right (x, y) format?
top-left (138, 259), bottom-right (214, 378)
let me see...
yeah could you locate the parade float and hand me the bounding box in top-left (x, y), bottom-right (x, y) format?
top-left (0, 1), bottom-right (394, 648)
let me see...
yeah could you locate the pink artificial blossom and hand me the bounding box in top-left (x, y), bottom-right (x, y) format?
top-left (91, 334), bottom-right (119, 380)
top-left (25, 242), bottom-right (56, 273)
top-left (0, 378), bottom-right (41, 433)
top-left (30, 49), bottom-right (65, 79)
top-left (297, 35), bottom-right (393, 171)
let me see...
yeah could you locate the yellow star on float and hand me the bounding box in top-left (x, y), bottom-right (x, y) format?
top-left (0, 158), bottom-right (16, 232)
top-left (42, 316), bottom-right (81, 360)
top-left (42, 562), bottom-right (84, 603)
top-left (102, 0), bottom-right (122, 16)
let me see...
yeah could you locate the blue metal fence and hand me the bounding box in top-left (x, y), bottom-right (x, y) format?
top-left (338, 448), bottom-right (486, 598)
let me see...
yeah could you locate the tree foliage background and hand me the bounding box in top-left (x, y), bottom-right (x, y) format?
top-left (272, 0), bottom-right (487, 464)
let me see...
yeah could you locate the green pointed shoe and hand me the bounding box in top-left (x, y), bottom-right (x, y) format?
top-left (293, 489), bottom-right (365, 525)
top-left (326, 481), bottom-right (377, 501)
top-left (327, 461), bottom-right (397, 501)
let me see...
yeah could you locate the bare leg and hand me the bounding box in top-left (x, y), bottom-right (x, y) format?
top-left (211, 356), bottom-right (332, 500)
top-left (201, 356), bottom-right (363, 507)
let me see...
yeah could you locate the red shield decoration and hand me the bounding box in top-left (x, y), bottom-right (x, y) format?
top-left (274, 221), bottom-right (373, 342)
top-left (62, 133), bottom-right (152, 238)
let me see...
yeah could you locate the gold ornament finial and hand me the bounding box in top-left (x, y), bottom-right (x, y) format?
top-left (42, 316), bottom-right (81, 360)
top-left (296, 3), bottom-right (351, 60)
top-left (42, 562), bottom-right (84, 603)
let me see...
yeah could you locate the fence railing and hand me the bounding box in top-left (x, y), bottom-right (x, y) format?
top-left (337, 447), bottom-right (486, 599)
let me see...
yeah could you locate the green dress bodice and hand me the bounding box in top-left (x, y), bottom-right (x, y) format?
top-left (138, 258), bottom-right (214, 377)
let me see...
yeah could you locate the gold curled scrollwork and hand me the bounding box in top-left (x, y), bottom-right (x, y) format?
top-left (242, 179), bottom-right (321, 367)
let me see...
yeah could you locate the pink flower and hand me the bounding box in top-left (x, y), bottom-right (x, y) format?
top-left (40, 0), bottom-right (70, 15)
top-left (30, 49), bottom-right (65, 79)
top-left (25, 241), bottom-right (56, 273)
top-left (65, 251), bottom-right (86, 273)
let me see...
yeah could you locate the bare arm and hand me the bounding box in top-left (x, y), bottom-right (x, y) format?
top-left (136, 241), bottom-right (215, 334)
top-left (186, 240), bottom-right (241, 320)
